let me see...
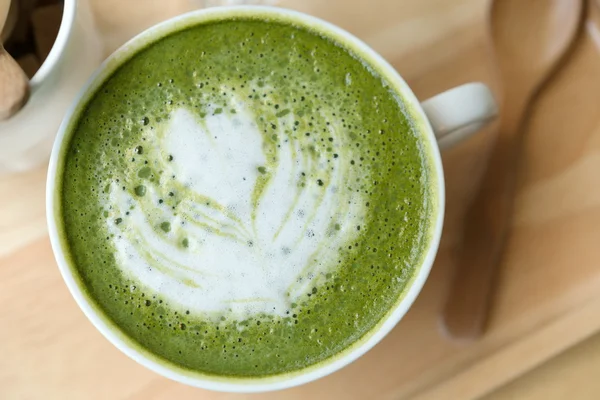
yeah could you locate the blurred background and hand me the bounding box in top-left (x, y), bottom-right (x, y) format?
top-left (1, 0), bottom-right (599, 398)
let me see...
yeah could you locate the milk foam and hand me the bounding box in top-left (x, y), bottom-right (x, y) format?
top-left (106, 98), bottom-right (366, 318)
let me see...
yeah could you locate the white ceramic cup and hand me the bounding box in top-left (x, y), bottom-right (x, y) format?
top-left (0, 0), bottom-right (102, 174)
top-left (47, 6), bottom-right (497, 393)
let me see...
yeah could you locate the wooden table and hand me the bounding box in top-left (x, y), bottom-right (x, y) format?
top-left (2, 0), bottom-right (600, 398)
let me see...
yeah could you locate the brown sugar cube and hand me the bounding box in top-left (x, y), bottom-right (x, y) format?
top-left (16, 53), bottom-right (41, 78)
top-left (31, 3), bottom-right (63, 62)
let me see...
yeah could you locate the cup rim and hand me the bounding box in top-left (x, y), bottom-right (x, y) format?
top-left (30, 0), bottom-right (76, 89)
top-left (46, 5), bottom-right (445, 393)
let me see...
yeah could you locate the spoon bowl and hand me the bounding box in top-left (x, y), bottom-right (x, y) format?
top-left (0, 0), bottom-right (28, 121)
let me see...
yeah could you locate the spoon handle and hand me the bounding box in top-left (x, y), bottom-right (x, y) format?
top-left (441, 92), bottom-right (528, 340)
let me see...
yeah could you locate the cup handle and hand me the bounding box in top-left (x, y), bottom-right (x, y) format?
top-left (420, 82), bottom-right (498, 150)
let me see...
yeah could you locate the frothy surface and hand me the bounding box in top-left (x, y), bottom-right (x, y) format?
top-left (59, 18), bottom-right (436, 377)
top-left (107, 101), bottom-right (366, 317)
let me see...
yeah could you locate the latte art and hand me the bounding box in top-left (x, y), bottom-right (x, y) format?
top-left (106, 100), bottom-right (366, 317)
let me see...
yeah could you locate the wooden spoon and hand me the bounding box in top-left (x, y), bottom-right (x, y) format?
top-left (441, 0), bottom-right (584, 340)
top-left (0, 0), bottom-right (28, 121)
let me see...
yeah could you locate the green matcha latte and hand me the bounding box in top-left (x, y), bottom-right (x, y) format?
top-left (54, 12), bottom-right (439, 379)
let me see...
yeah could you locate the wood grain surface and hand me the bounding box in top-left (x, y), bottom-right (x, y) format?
top-left (1, 0), bottom-right (599, 399)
